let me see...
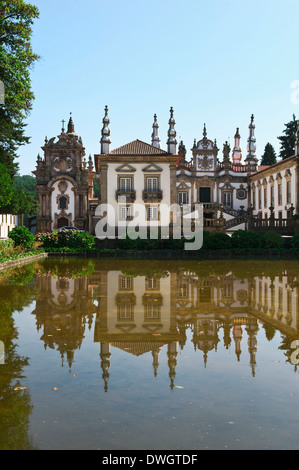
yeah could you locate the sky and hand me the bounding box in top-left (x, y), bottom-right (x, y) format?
top-left (17, 0), bottom-right (299, 175)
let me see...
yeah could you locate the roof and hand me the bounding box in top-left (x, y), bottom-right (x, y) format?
top-left (250, 155), bottom-right (298, 177)
top-left (106, 139), bottom-right (169, 156)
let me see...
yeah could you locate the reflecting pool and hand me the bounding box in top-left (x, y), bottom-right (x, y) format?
top-left (0, 257), bottom-right (299, 450)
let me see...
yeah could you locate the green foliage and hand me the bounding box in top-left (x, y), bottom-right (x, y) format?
top-left (0, 0), bottom-right (40, 177)
top-left (277, 114), bottom-right (297, 160)
top-left (205, 232), bottom-right (231, 250)
top-left (8, 225), bottom-right (34, 250)
top-left (262, 231), bottom-right (284, 250)
top-left (36, 259), bottom-right (95, 279)
top-left (0, 167), bottom-right (38, 215)
top-left (0, 162), bottom-right (13, 209)
top-left (36, 229), bottom-right (95, 252)
top-left (93, 178), bottom-right (100, 198)
top-left (13, 174), bottom-right (36, 197)
top-left (231, 230), bottom-right (263, 251)
top-left (0, 237), bottom-right (14, 252)
top-left (290, 233), bottom-right (299, 251)
top-left (260, 143), bottom-right (277, 165)
top-left (10, 186), bottom-right (38, 215)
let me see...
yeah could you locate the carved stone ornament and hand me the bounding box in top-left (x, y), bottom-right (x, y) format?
top-left (197, 156), bottom-right (213, 170)
top-left (58, 180), bottom-right (68, 193)
top-left (236, 184), bottom-right (247, 200)
top-left (53, 156), bottom-right (73, 172)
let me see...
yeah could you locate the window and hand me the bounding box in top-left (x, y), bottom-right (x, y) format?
top-left (270, 186), bottom-right (274, 206)
top-left (145, 304), bottom-right (160, 320)
top-left (258, 190), bottom-right (262, 210)
top-left (119, 304), bottom-right (133, 320)
top-left (278, 184), bottom-right (282, 205)
top-left (119, 276), bottom-right (133, 290)
top-left (287, 181), bottom-right (291, 204)
top-left (199, 187), bottom-right (211, 203)
top-left (147, 206), bottom-right (158, 220)
top-left (264, 187), bottom-right (267, 208)
top-left (119, 177), bottom-right (132, 191)
top-left (120, 205), bottom-right (132, 220)
top-left (223, 192), bottom-right (232, 207)
top-left (145, 277), bottom-right (159, 290)
top-left (178, 191), bottom-right (187, 205)
top-left (59, 196), bottom-right (67, 210)
top-left (146, 177), bottom-right (158, 191)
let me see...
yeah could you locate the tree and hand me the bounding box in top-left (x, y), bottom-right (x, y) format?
top-left (0, 162), bottom-right (13, 209)
top-left (12, 174), bottom-right (38, 219)
top-left (0, 166), bottom-right (38, 216)
top-left (277, 114), bottom-right (298, 160)
top-left (0, 1), bottom-right (39, 178)
top-left (260, 143), bottom-right (277, 165)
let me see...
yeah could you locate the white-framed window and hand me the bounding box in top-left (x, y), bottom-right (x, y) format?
top-left (223, 191), bottom-right (232, 207)
top-left (147, 206), bottom-right (159, 220)
top-left (120, 205), bottom-right (132, 220)
top-left (145, 277), bottom-right (159, 290)
top-left (119, 275), bottom-right (133, 290)
top-left (119, 304), bottom-right (133, 320)
top-left (119, 177), bottom-right (132, 191)
top-left (178, 191), bottom-right (188, 205)
top-left (146, 177), bottom-right (158, 191)
top-left (145, 304), bottom-right (160, 320)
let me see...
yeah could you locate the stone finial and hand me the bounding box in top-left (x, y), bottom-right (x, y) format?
top-left (100, 105), bottom-right (111, 154)
top-left (151, 114), bottom-right (161, 148)
top-left (167, 107), bottom-right (177, 154)
top-left (232, 127), bottom-right (242, 164)
top-left (246, 114), bottom-right (257, 163)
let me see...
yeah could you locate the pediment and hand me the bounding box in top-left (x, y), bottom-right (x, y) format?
top-left (177, 180), bottom-right (190, 190)
top-left (115, 163), bottom-right (136, 172)
top-left (142, 163), bottom-right (163, 172)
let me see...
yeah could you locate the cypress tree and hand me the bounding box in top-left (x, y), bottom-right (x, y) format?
top-left (260, 143), bottom-right (277, 165)
top-left (277, 114), bottom-right (297, 160)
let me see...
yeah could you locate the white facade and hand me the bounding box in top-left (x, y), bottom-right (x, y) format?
top-left (0, 214), bottom-right (18, 238)
top-left (249, 156), bottom-right (298, 219)
top-left (50, 178), bottom-right (75, 230)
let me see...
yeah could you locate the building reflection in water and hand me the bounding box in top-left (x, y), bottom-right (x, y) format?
top-left (32, 260), bottom-right (299, 391)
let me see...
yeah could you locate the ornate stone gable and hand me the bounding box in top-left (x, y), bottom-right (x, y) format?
top-left (34, 117), bottom-right (95, 233)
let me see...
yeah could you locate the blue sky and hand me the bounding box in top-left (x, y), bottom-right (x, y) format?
top-left (18, 0), bottom-right (299, 175)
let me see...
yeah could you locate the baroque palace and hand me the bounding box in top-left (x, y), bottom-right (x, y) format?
top-left (33, 107), bottom-right (299, 236)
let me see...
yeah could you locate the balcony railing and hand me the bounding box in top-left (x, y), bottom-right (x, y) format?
top-left (142, 190), bottom-right (163, 202)
top-left (116, 190), bottom-right (136, 202)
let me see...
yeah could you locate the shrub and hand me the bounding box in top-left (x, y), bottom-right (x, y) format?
top-left (231, 230), bottom-right (263, 251)
top-left (208, 232), bottom-right (232, 250)
top-left (0, 238), bottom-right (14, 252)
top-left (36, 229), bottom-right (95, 251)
top-left (8, 226), bottom-right (35, 250)
top-left (290, 233), bottom-right (299, 251)
top-left (262, 231), bottom-right (284, 250)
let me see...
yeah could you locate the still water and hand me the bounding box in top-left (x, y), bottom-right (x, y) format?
top-left (0, 257), bottom-right (299, 450)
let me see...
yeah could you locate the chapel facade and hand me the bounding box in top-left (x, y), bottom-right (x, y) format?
top-left (34, 116), bottom-right (96, 233)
